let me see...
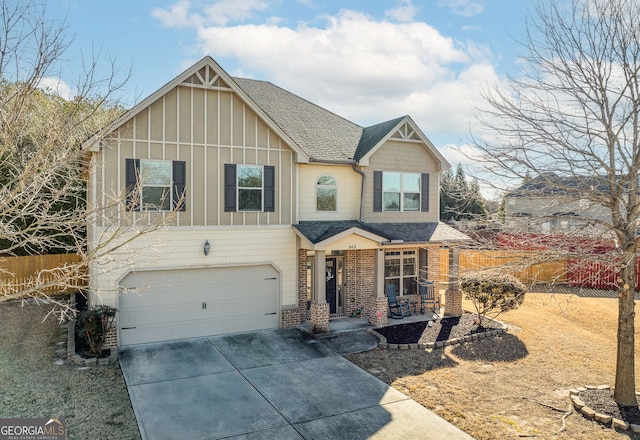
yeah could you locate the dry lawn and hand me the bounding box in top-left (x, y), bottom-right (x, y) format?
top-left (348, 293), bottom-right (640, 440)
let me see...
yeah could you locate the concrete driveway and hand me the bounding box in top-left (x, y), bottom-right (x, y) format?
top-left (119, 329), bottom-right (474, 440)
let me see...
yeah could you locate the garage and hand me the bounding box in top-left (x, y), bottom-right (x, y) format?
top-left (118, 265), bottom-right (279, 346)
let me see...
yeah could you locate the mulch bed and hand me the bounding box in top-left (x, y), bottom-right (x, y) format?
top-left (375, 313), bottom-right (503, 345)
top-left (580, 388), bottom-right (640, 426)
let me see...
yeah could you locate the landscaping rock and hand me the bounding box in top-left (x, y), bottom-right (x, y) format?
top-left (581, 406), bottom-right (596, 419)
top-left (571, 396), bottom-right (585, 409)
top-left (595, 413), bottom-right (612, 424)
top-left (613, 418), bottom-right (629, 431)
top-left (630, 424), bottom-right (640, 433)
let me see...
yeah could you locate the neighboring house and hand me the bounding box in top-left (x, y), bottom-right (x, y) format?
top-left (83, 56), bottom-right (470, 346)
top-left (503, 174), bottom-right (612, 235)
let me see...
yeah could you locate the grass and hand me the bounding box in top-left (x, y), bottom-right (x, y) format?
top-left (347, 292), bottom-right (640, 439)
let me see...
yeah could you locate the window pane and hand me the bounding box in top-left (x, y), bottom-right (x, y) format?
top-left (403, 257), bottom-right (416, 276)
top-left (403, 173), bottom-right (420, 192)
top-left (142, 186), bottom-right (171, 210)
top-left (238, 189), bottom-right (262, 210)
top-left (383, 172), bottom-right (400, 192)
top-left (317, 175), bottom-right (336, 186)
top-left (316, 188), bottom-right (337, 211)
top-left (403, 277), bottom-right (417, 295)
top-left (141, 160), bottom-right (171, 185)
top-left (383, 193), bottom-right (400, 211)
top-left (403, 193), bottom-right (420, 211)
top-left (385, 258), bottom-right (400, 278)
top-left (385, 278), bottom-right (400, 296)
top-left (238, 165), bottom-right (263, 188)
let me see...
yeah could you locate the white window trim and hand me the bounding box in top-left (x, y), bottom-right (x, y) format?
top-left (140, 159), bottom-right (172, 212)
top-left (237, 164), bottom-right (264, 212)
top-left (382, 172), bottom-right (421, 212)
top-left (384, 250), bottom-right (418, 296)
top-left (316, 174), bottom-right (338, 212)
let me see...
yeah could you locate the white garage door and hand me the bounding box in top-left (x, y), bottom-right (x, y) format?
top-left (118, 265), bottom-right (279, 346)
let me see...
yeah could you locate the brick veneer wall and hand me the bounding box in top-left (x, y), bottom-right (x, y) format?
top-left (103, 326), bottom-right (117, 349)
top-left (427, 247), bottom-right (440, 291)
top-left (344, 250), bottom-right (375, 317)
top-left (281, 248), bottom-right (309, 329)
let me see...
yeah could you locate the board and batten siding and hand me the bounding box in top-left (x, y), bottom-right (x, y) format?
top-left (362, 139), bottom-right (441, 223)
top-left (298, 164), bottom-right (361, 221)
top-left (95, 85), bottom-right (297, 228)
top-left (90, 227), bottom-right (298, 310)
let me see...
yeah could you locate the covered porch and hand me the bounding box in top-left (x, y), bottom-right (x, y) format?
top-left (293, 221), bottom-right (471, 334)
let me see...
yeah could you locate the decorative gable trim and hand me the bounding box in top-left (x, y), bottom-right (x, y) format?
top-left (82, 57), bottom-right (309, 163)
top-left (357, 116), bottom-right (450, 171)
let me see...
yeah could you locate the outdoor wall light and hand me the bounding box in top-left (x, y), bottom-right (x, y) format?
top-left (204, 240), bottom-right (211, 256)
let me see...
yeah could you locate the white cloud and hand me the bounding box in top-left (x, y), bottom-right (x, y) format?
top-left (385, 0), bottom-right (420, 23)
top-left (153, 0), bottom-right (268, 28)
top-left (38, 77), bottom-right (72, 100)
top-left (152, 1), bottom-right (501, 156)
top-left (438, 0), bottom-right (485, 18)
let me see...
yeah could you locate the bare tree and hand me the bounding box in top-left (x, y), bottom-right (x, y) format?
top-left (471, 0), bottom-right (640, 406)
top-left (0, 0), bottom-right (163, 317)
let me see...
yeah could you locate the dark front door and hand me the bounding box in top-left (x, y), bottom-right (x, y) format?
top-left (326, 258), bottom-right (337, 314)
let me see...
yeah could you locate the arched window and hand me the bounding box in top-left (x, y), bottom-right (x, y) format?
top-left (316, 175), bottom-right (337, 211)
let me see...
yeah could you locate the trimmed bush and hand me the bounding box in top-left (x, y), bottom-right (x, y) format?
top-left (77, 305), bottom-right (117, 356)
top-left (460, 270), bottom-right (526, 327)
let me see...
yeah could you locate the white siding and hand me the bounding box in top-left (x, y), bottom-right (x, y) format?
top-left (90, 226), bottom-right (298, 310)
top-left (298, 164), bottom-right (361, 221)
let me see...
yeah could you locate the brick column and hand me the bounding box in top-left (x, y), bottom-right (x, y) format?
top-left (366, 296), bottom-right (388, 327)
top-left (427, 246), bottom-right (440, 291)
top-left (444, 247), bottom-right (463, 317)
top-left (310, 302), bottom-right (330, 333)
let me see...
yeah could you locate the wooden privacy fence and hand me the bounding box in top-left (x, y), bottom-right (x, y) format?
top-left (0, 254), bottom-right (85, 296)
top-left (438, 249), bottom-right (567, 284)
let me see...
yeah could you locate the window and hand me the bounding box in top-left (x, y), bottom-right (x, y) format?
top-left (316, 175), bottom-right (337, 211)
top-left (125, 159), bottom-right (186, 212)
top-left (382, 172), bottom-right (420, 211)
top-left (224, 164), bottom-right (275, 212)
top-left (140, 160), bottom-right (172, 211)
top-left (384, 250), bottom-right (417, 296)
top-left (238, 165), bottom-right (263, 211)
top-left (374, 171), bottom-right (428, 212)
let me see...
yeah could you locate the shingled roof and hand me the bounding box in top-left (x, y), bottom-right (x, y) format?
top-left (294, 221), bottom-right (471, 245)
top-left (233, 78), bottom-right (363, 162)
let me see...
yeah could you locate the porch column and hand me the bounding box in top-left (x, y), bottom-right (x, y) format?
top-left (370, 248), bottom-right (388, 327)
top-left (444, 247), bottom-right (463, 317)
top-left (310, 251), bottom-right (330, 333)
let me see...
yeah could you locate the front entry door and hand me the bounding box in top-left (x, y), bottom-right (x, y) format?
top-left (326, 258), bottom-right (337, 314)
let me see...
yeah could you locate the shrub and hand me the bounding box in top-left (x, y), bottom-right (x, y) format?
top-left (460, 270), bottom-right (526, 327)
top-left (77, 305), bottom-right (117, 356)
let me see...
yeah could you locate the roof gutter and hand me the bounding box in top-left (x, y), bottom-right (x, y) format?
top-left (308, 158), bottom-right (355, 165)
top-left (351, 162), bottom-right (366, 223)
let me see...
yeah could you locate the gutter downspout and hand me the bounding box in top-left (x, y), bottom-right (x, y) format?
top-left (352, 161), bottom-right (366, 223)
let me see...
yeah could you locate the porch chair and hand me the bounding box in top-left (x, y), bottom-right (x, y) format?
top-left (419, 281), bottom-right (440, 318)
top-left (385, 284), bottom-right (412, 319)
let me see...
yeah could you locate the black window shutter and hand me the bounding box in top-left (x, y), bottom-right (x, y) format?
top-left (224, 164), bottom-right (237, 212)
top-left (373, 171), bottom-right (383, 212)
top-left (172, 161), bottom-right (186, 212)
top-left (264, 165), bottom-right (275, 212)
top-left (421, 173), bottom-right (430, 212)
top-left (125, 159), bottom-right (140, 211)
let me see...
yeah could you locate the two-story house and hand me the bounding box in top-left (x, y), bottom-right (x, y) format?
top-left (83, 56), bottom-right (469, 346)
top-left (503, 173), bottom-right (612, 235)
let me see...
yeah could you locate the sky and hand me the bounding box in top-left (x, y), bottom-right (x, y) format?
top-left (42, 0), bottom-right (533, 196)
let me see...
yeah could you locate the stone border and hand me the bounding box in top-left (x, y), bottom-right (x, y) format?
top-left (66, 292), bottom-right (118, 367)
top-left (369, 318), bottom-right (508, 350)
top-left (570, 385), bottom-right (640, 433)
